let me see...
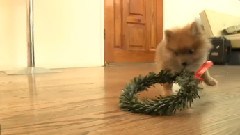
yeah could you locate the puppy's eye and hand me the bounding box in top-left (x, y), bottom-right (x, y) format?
top-left (188, 49), bottom-right (194, 54)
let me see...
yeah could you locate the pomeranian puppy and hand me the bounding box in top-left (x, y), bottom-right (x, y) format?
top-left (155, 22), bottom-right (217, 95)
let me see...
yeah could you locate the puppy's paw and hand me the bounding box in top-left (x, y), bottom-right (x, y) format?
top-left (162, 90), bottom-right (173, 97)
top-left (205, 78), bottom-right (218, 86)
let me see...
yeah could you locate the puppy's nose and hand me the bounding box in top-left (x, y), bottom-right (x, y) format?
top-left (182, 62), bottom-right (187, 66)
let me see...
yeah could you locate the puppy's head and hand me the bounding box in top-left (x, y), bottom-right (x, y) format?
top-left (165, 22), bottom-right (210, 69)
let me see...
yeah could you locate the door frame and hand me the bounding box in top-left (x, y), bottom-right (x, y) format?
top-left (104, 0), bottom-right (163, 63)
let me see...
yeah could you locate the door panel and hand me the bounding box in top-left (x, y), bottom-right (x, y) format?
top-left (127, 24), bottom-right (146, 50)
top-left (129, 0), bottom-right (144, 15)
top-left (123, 0), bottom-right (147, 51)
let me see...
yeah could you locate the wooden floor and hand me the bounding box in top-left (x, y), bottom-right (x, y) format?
top-left (0, 64), bottom-right (240, 135)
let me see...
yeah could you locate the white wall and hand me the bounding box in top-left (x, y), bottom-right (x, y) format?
top-left (0, 0), bottom-right (104, 70)
top-left (34, 0), bottom-right (104, 68)
top-left (164, 0), bottom-right (240, 30)
top-left (0, 0), bottom-right (27, 70)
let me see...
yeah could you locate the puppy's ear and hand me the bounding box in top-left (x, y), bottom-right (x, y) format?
top-left (165, 30), bottom-right (173, 41)
top-left (191, 22), bottom-right (202, 35)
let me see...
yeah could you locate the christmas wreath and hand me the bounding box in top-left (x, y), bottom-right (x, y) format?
top-left (119, 70), bottom-right (201, 115)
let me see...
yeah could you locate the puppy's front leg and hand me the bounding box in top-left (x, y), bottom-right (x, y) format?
top-left (202, 70), bottom-right (217, 86)
top-left (162, 83), bottom-right (173, 96)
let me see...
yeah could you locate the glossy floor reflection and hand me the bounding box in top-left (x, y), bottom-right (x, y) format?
top-left (0, 64), bottom-right (239, 135)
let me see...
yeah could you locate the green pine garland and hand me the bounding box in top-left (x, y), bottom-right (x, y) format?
top-left (119, 70), bottom-right (201, 115)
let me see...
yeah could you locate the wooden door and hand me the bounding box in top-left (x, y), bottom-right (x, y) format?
top-left (105, 0), bottom-right (163, 63)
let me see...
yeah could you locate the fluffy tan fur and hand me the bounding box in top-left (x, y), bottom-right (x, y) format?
top-left (155, 22), bottom-right (217, 95)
